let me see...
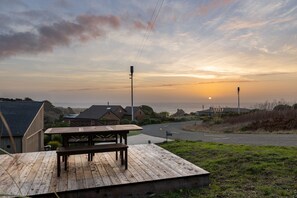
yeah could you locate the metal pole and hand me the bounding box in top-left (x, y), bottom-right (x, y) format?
top-left (130, 66), bottom-right (134, 121)
top-left (237, 87), bottom-right (240, 114)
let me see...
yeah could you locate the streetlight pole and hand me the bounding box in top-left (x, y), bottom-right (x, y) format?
top-left (237, 86), bottom-right (240, 114)
top-left (130, 66), bottom-right (134, 121)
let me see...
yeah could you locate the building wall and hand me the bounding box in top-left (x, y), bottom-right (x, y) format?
top-left (22, 104), bottom-right (44, 152)
top-left (134, 110), bottom-right (145, 121)
top-left (100, 112), bottom-right (120, 125)
top-left (113, 107), bottom-right (126, 119)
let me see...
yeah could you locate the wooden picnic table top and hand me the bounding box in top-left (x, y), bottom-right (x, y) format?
top-left (44, 124), bottom-right (143, 135)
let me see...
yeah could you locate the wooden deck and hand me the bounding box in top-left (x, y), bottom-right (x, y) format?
top-left (0, 144), bottom-right (210, 197)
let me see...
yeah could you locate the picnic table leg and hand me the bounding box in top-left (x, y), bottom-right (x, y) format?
top-left (121, 150), bottom-right (124, 165)
top-left (116, 134), bottom-right (118, 160)
top-left (125, 148), bottom-right (128, 169)
top-left (57, 154), bottom-right (61, 177)
top-left (64, 155), bottom-right (67, 171)
top-left (120, 134), bottom-right (123, 161)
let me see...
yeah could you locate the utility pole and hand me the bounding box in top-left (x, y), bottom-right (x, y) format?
top-left (130, 66), bottom-right (134, 121)
top-left (237, 86), bottom-right (240, 114)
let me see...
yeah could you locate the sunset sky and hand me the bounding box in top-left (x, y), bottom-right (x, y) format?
top-left (0, 0), bottom-right (297, 108)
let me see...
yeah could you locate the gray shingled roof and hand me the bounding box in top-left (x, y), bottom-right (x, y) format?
top-left (76, 105), bottom-right (122, 119)
top-left (125, 106), bottom-right (140, 116)
top-left (0, 101), bottom-right (43, 137)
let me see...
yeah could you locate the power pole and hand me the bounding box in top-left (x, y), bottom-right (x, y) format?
top-left (130, 66), bottom-right (134, 121)
top-left (237, 87), bottom-right (240, 114)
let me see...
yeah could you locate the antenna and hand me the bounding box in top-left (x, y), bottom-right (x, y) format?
top-left (130, 66), bottom-right (134, 121)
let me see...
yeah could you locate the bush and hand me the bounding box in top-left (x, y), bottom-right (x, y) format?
top-left (150, 118), bottom-right (161, 124)
top-left (273, 104), bottom-right (291, 111)
top-left (44, 134), bottom-right (51, 145)
top-left (52, 134), bottom-right (62, 143)
top-left (47, 141), bottom-right (62, 150)
top-left (213, 116), bottom-right (223, 124)
top-left (140, 118), bottom-right (151, 125)
top-left (293, 103), bottom-right (297, 110)
top-left (130, 120), bottom-right (139, 125)
top-left (120, 119), bottom-right (130, 124)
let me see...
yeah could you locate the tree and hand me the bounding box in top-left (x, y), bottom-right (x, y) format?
top-left (158, 111), bottom-right (170, 118)
top-left (140, 105), bottom-right (155, 117)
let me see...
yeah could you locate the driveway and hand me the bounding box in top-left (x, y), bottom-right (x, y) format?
top-left (141, 121), bottom-right (297, 147)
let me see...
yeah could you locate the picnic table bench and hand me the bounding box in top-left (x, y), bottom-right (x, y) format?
top-left (56, 143), bottom-right (128, 177)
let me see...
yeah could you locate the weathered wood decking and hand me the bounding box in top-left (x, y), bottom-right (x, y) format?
top-left (0, 144), bottom-right (210, 197)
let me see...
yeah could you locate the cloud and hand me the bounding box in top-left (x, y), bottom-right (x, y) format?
top-left (195, 0), bottom-right (235, 16)
top-left (0, 14), bottom-right (120, 58)
top-left (244, 71), bottom-right (297, 78)
top-left (133, 20), bottom-right (155, 31)
top-left (219, 19), bottom-right (267, 31)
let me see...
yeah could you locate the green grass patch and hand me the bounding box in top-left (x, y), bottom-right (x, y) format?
top-left (158, 141), bottom-right (297, 198)
top-left (128, 131), bottom-right (141, 137)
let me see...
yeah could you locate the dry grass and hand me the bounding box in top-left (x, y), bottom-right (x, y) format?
top-left (184, 109), bottom-right (297, 134)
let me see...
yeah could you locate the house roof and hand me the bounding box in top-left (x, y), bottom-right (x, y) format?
top-left (0, 101), bottom-right (43, 137)
top-left (125, 106), bottom-right (141, 116)
top-left (76, 105), bottom-right (122, 119)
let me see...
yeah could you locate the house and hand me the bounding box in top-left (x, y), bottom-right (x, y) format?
top-left (70, 105), bottom-right (126, 126)
top-left (0, 101), bottom-right (44, 153)
top-left (63, 113), bottom-right (79, 125)
top-left (125, 106), bottom-right (145, 121)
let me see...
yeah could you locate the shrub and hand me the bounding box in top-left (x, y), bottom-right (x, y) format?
top-left (273, 104), bottom-right (291, 111)
top-left (150, 118), bottom-right (161, 124)
top-left (120, 119), bottom-right (130, 124)
top-left (130, 120), bottom-right (139, 125)
top-left (44, 134), bottom-right (51, 145)
top-left (52, 134), bottom-right (62, 143)
top-left (141, 118), bottom-right (151, 125)
top-left (47, 141), bottom-right (62, 150)
top-left (213, 116), bottom-right (223, 124)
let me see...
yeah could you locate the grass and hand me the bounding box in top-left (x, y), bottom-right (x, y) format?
top-left (128, 130), bottom-right (141, 136)
top-left (158, 140), bottom-right (297, 198)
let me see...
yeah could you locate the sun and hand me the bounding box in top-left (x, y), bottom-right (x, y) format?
top-left (208, 96), bottom-right (212, 100)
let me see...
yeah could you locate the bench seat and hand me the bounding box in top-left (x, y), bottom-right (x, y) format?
top-left (56, 143), bottom-right (128, 177)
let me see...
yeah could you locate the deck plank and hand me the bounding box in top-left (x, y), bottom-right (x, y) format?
top-left (142, 144), bottom-right (201, 176)
top-left (128, 149), bottom-right (156, 181)
top-left (27, 151), bottom-right (50, 195)
top-left (67, 155), bottom-right (78, 191)
top-left (3, 154), bottom-right (28, 197)
top-left (74, 155), bottom-right (85, 190)
top-left (21, 152), bottom-right (46, 196)
top-left (0, 144), bottom-right (209, 197)
top-left (37, 152), bottom-right (56, 194)
top-left (131, 145), bottom-right (179, 179)
top-left (99, 154), bottom-right (121, 185)
top-left (82, 155), bottom-right (95, 189)
top-left (134, 145), bottom-right (184, 177)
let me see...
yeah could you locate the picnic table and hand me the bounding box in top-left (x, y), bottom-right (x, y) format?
top-left (44, 124), bottom-right (143, 176)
